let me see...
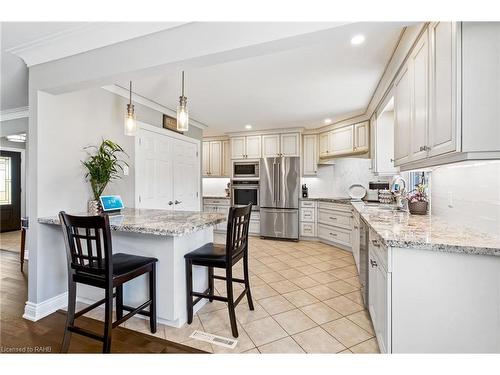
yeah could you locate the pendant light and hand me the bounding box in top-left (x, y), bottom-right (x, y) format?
top-left (124, 81), bottom-right (137, 136)
top-left (176, 71), bottom-right (189, 132)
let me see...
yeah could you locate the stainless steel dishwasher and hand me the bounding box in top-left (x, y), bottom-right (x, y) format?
top-left (359, 218), bottom-right (369, 307)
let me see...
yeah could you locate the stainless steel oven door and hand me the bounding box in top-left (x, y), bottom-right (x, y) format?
top-left (231, 185), bottom-right (259, 210)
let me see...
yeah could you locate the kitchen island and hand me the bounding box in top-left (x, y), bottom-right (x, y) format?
top-left (37, 208), bottom-right (226, 327)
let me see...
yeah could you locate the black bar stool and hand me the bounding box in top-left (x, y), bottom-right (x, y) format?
top-left (184, 204), bottom-right (254, 338)
top-left (59, 211), bottom-right (158, 353)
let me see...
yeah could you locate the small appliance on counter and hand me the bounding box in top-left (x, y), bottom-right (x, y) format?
top-left (302, 184), bottom-right (308, 198)
top-left (367, 181), bottom-right (390, 202)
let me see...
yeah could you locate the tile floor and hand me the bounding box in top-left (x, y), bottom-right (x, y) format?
top-left (83, 235), bottom-right (379, 354)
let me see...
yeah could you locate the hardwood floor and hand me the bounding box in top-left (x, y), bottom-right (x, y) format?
top-left (0, 250), bottom-right (204, 354)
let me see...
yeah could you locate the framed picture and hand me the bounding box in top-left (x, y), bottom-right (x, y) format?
top-left (162, 114), bottom-right (183, 134)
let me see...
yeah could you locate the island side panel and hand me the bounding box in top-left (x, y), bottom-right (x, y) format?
top-left (391, 247), bottom-right (500, 353)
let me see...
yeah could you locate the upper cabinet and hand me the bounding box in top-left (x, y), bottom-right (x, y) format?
top-left (231, 135), bottom-right (261, 159)
top-left (262, 133), bottom-right (300, 157)
top-left (319, 121), bottom-right (369, 159)
top-left (392, 22), bottom-right (500, 170)
top-left (202, 140), bottom-right (230, 177)
top-left (302, 134), bottom-right (318, 176)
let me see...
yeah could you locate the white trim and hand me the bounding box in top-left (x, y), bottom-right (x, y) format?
top-left (23, 292), bottom-right (68, 322)
top-left (0, 106), bottom-right (29, 122)
top-left (8, 23), bottom-right (188, 67)
top-left (225, 127), bottom-right (304, 137)
top-left (102, 85), bottom-right (208, 130)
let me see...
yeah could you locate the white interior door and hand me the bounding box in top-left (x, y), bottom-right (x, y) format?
top-left (172, 137), bottom-right (200, 211)
top-left (136, 129), bottom-right (173, 209)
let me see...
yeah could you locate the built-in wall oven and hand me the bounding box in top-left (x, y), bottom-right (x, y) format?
top-left (231, 180), bottom-right (259, 211)
top-left (233, 161), bottom-right (259, 180)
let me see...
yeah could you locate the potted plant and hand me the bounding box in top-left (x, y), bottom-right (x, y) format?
top-left (82, 139), bottom-right (128, 214)
top-left (407, 183), bottom-right (429, 215)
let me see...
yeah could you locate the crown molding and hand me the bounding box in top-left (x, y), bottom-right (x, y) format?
top-left (7, 22), bottom-right (188, 67)
top-left (0, 106), bottom-right (29, 122)
top-left (102, 84), bottom-right (208, 130)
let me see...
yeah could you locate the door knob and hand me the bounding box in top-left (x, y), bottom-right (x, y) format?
top-left (175, 200), bottom-right (182, 205)
top-left (168, 201), bottom-right (173, 205)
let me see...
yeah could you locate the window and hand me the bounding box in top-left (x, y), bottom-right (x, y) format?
top-left (0, 156), bottom-right (12, 205)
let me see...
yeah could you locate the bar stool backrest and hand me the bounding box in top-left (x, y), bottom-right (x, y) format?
top-left (59, 211), bottom-right (113, 278)
top-left (225, 204), bottom-right (252, 263)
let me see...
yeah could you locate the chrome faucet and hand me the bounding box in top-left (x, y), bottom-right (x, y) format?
top-left (390, 175), bottom-right (407, 210)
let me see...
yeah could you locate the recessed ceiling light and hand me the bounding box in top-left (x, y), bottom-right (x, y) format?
top-left (324, 118), bottom-right (332, 125)
top-left (351, 34), bottom-right (365, 45)
top-left (245, 124), bottom-right (252, 130)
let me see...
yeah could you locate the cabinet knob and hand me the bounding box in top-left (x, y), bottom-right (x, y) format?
top-left (329, 232), bottom-right (337, 236)
top-left (168, 201), bottom-right (173, 205)
top-left (390, 158), bottom-right (395, 162)
top-left (370, 259), bottom-right (378, 268)
top-left (175, 200), bottom-right (182, 205)
top-left (372, 239), bottom-right (381, 247)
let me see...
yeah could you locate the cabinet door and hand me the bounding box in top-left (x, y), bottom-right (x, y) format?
top-left (262, 134), bottom-right (281, 157)
top-left (331, 126), bottom-right (354, 156)
top-left (302, 134), bottom-right (318, 176)
top-left (354, 122), bottom-right (369, 152)
top-left (376, 263), bottom-right (391, 353)
top-left (319, 132), bottom-right (330, 157)
top-left (222, 140), bottom-right (231, 177)
top-left (428, 22), bottom-right (459, 157)
top-left (281, 133), bottom-right (300, 156)
top-left (245, 136), bottom-right (261, 159)
top-left (368, 247), bottom-right (378, 340)
top-left (410, 29), bottom-right (429, 162)
top-left (231, 137), bottom-right (246, 159)
top-left (394, 65), bottom-right (412, 165)
top-left (209, 141), bottom-right (222, 176)
top-left (202, 141), bottom-right (211, 176)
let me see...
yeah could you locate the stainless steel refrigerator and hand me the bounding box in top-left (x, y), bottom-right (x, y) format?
top-left (259, 156), bottom-right (300, 240)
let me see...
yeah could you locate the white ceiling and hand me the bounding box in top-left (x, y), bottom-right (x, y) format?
top-left (116, 22), bottom-right (405, 136)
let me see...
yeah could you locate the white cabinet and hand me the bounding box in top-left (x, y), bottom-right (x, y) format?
top-left (202, 140), bottom-right (228, 177)
top-left (299, 200), bottom-right (317, 238)
top-left (368, 233), bottom-right (391, 354)
top-left (354, 122), bottom-right (369, 153)
top-left (317, 202), bottom-right (353, 250)
top-left (394, 64), bottom-right (412, 165)
top-left (203, 197), bottom-right (230, 231)
top-left (428, 21), bottom-right (459, 157)
top-left (262, 133), bottom-right (300, 157)
top-left (409, 29), bottom-right (429, 162)
top-left (302, 134), bottom-right (318, 176)
top-left (231, 136), bottom-right (261, 159)
top-left (373, 108), bottom-right (398, 175)
top-left (319, 132), bottom-right (330, 158)
top-left (331, 126), bottom-right (354, 156)
top-left (352, 210), bottom-right (360, 273)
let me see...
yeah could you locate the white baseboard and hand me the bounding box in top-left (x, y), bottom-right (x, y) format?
top-left (23, 292), bottom-right (68, 322)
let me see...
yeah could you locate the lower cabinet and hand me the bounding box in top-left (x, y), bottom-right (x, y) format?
top-left (299, 200), bottom-right (317, 238)
top-left (368, 232), bottom-right (392, 354)
top-left (203, 198), bottom-right (230, 231)
top-left (352, 210), bottom-right (360, 273)
top-left (317, 202), bottom-right (353, 250)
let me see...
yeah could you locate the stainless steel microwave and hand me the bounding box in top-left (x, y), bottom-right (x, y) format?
top-left (232, 161), bottom-right (259, 179)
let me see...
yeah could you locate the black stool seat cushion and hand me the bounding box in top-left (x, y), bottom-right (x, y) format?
top-left (184, 243), bottom-right (227, 266)
top-left (112, 253), bottom-right (158, 276)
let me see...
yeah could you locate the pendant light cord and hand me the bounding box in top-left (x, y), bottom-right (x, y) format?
top-left (129, 81), bottom-right (132, 105)
top-left (181, 71), bottom-right (185, 97)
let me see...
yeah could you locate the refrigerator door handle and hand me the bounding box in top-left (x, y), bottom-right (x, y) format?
top-left (272, 161), bottom-right (276, 203)
top-left (277, 161), bottom-right (281, 202)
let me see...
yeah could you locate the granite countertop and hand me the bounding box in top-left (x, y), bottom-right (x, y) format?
top-left (351, 202), bottom-right (500, 257)
top-left (300, 197), bottom-right (352, 204)
top-left (38, 208), bottom-right (226, 237)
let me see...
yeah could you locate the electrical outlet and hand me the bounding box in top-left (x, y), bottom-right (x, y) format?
top-left (123, 165), bottom-right (129, 176)
top-left (447, 191), bottom-right (453, 208)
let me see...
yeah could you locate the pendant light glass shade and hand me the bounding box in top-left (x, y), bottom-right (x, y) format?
top-left (124, 81), bottom-right (137, 136)
top-left (176, 71), bottom-right (189, 132)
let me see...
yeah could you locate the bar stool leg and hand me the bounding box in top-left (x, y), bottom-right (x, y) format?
top-left (243, 250), bottom-right (254, 311)
top-left (226, 268), bottom-right (238, 338)
top-left (116, 285), bottom-right (123, 320)
top-left (102, 287), bottom-right (113, 353)
top-left (149, 265), bottom-right (157, 333)
top-left (208, 267), bottom-right (214, 302)
top-left (61, 280), bottom-right (76, 353)
top-left (185, 259), bottom-right (193, 324)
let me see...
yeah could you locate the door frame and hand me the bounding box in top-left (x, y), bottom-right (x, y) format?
top-left (0, 147), bottom-right (26, 218)
top-left (134, 121), bottom-right (201, 210)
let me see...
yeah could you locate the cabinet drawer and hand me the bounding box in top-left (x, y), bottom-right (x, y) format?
top-left (300, 200), bottom-right (317, 208)
top-left (318, 202), bottom-right (351, 212)
top-left (300, 207), bottom-right (315, 222)
top-left (203, 198), bottom-right (230, 206)
top-left (318, 224), bottom-right (352, 247)
top-left (369, 229), bottom-right (388, 271)
top-left (317, 209), bottom-right (352, 229)
top-left (249, 219), bottom-right (260, 234)
top-left (300, 222), bottom-right (316, 237)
